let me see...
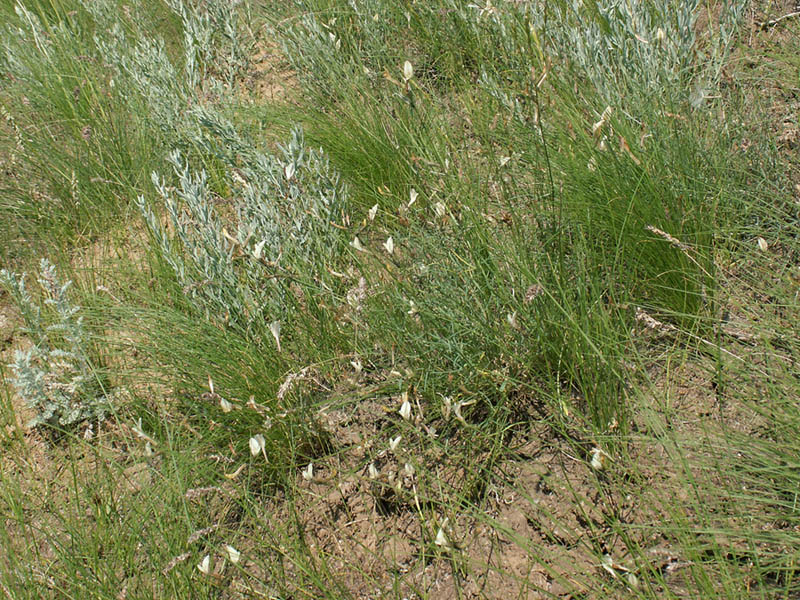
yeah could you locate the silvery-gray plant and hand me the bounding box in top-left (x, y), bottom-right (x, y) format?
top-left (1, 259), bottom-right (109, 429)
top-left (80, 0), bottom-right (249, 138)
top-left (82, 0), bottom-right (250, 91)
top-left (474, 0), bottom-right (747, 109)
top-left (138, 126), bottom-right (347, 346)
top-left (162, 0), bottom-right (251, 89)
top-left (279, 0), bottom-right (745, 123)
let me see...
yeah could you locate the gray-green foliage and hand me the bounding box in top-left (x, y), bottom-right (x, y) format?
top-left (2, 0), bottom-right (251, 131)
top-left (83, 0), bottom-right (250, 137)
top-left (0, 260), bottom-right (108, 429)
top-left (468, 0), bottom-right (748, 110)
top-left (0, 0), bottom-right (255, 252)
top-left (282, 0), bottom-right (746, 107)
top-left (138, 127), bottom-right (347, 340)
top-left (163, 0), bottom-right (251, 88)
top-left (544, 0), bottom-right (746, 103)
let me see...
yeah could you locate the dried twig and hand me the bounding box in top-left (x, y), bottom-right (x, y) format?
top-left (758, 11), bottom-right (800, 29)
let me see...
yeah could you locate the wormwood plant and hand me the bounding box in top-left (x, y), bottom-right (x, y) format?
top-left (0, 259), bottom-right (108, 429)
top-left (138, 127), bottom-right (348, 344)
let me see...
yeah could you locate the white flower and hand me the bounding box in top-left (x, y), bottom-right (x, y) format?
top-left (350, 236), bottom-right (366, 252)
top-left (435, 518), bottom-right (450, 550)
top-left (407, 299), bottom-right (418, 316)
top-left (220, 398), bottom-right (233, 413)
top-left (592, 106), bottom-right (613, 138)
top-left (408, 188), bottom-right (418, 207)
top-left (132, 417), bottom-right (146, 439)
top-left (590, 447), bottom-right (608, 470)
top-left (453, 402), bottom-right (466, 424)
top-left (441, 396), bottom-right (452, 419)
top-left (253, 239), bottom-right (267, 260)
top-left (600, 554), bottom-right (616, 576)
top-left (453, 399), bottom-right (475, 425)
top-left (600, 553), bottom-right (632, 580)
top-left (368, 203), bottom-right (378, 221)
top-left (389, 435), bottom-right (402, 452)
top-left (435, 528), bottom-right (449, 547)
top-left (302, 462), bottom-right (314, 481)
top-left (249, 434), bottom-right (266, 457)
top-left (757, 237), bottom-right (768, 252)
top-left (403, 60), bottom-right (414, 82)
top-left (507, 311), bottom-right (518, 329)
top-left (225, 545), bottom-right (241, 564)
top-left (197, 554), bottom-right (211, 574)
top-left (350, 357), bottom-right (363, 373)
top-left (132, 418), bottom-right (156, 446)
top-left (368, 462), bottom-right (379, 479)
top-left (269, 320), bottom-right (281, 352)
top-left (383, 237), bottom-right (394, 255)
top-left (399, 397), bottom-right (412, 421)
top-left (473, 0), bottom-right (497, 18)
top-left (433, 201), bottom-right (446, 218)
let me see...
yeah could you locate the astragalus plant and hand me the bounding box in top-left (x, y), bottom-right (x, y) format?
top-left (1, 259), bottom-right (109, 429)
